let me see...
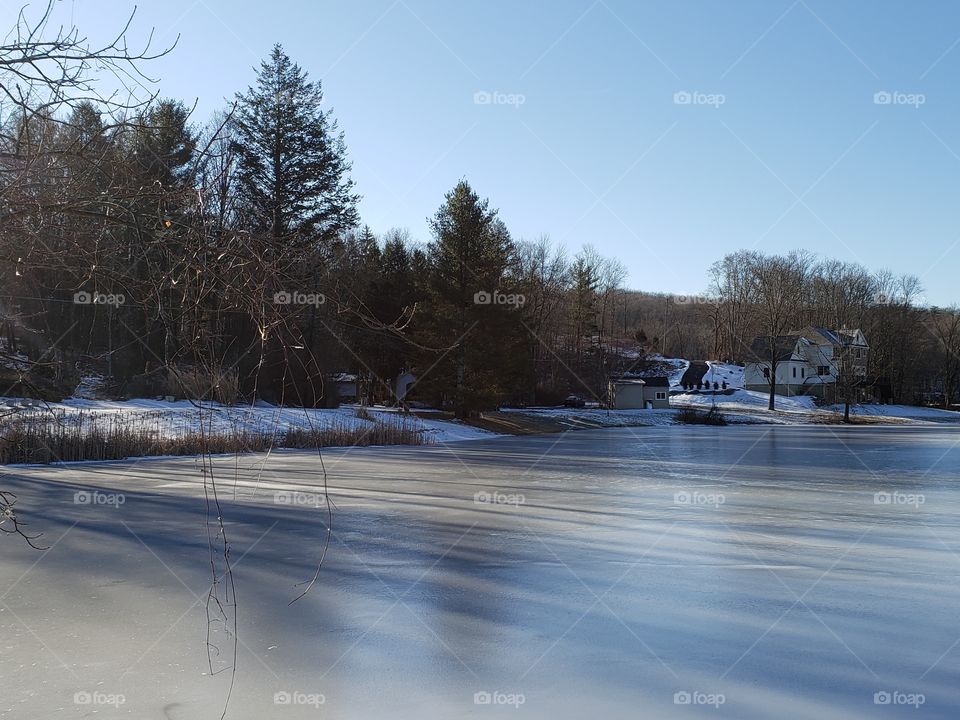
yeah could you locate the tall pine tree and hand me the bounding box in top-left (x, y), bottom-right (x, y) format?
top-left (233, 44), bottom-right (359, 244)
top-left (419, 180), bottom-right (523, 417)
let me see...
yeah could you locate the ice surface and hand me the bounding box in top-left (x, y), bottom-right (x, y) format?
top-left (2, 425), bottom-right (959, 718)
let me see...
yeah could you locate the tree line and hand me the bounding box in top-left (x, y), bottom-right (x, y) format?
top-left (1, 12), bottom-right (957, 418)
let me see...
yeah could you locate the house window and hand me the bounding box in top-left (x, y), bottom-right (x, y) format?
top-left (655, 391), bottom-right (667, 400)
top-left (801, 367), bottom-right (805, 378)
top-left (817, 366), bottom-right (830, 376)
top-left (762, 367), bottom-right (770, 378)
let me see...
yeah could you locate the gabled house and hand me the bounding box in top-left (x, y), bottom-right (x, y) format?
top-left (743, 335), bottom-right (809, 396)
top-left (744, 327), bottom-right (870, 400)
top-left (607, 375), bottom-right (670, 409)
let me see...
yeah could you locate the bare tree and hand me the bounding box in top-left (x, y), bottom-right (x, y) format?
top-left (927, 307), bottom-right (960, 409)
top-left (747, 251), bottom-right (812, 411)
top-left (0, 2), bottom-right (172, 121)
top-left (709, 250), bottom-right (760, 362)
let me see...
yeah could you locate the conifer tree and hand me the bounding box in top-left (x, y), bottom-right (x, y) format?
top-left (233, 44), bottom-right (358, 244)
top-left (420, 180), bottom-right (522, 416)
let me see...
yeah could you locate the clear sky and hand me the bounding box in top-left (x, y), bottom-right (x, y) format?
top-left (58, 0), bottom-right (960, 304)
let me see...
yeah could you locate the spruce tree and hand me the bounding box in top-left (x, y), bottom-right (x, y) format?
top-left (420, 180), bottom-right (522, 416)
top-left (233, 44), bottom-right (359, 244)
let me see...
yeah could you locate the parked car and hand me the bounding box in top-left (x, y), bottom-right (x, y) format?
top-left (563, 394), bottom-right (586, 408)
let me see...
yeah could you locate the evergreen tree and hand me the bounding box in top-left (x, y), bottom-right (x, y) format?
top-left (569, 253), bottom-right (599, 383)
top-left (131, 99), bottom-right (197, 189)
top-left (233, 44), bottom-right (359, 244)
top-left (419, 180), bottom-right (522, 417)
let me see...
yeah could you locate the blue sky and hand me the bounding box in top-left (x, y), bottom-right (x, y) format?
top-left (63, 0), bottom-right (960, 304)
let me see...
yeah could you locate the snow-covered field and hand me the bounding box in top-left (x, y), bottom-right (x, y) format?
top-left (702, 361), bottom-right (744, 389)
top-left (674, 388), bottom-right (817, 416)
top-left (672, 388), bottom-right (960, 424)
top-left (0, 397), bottom-right (494, 444)
top-left (836, 403), bottom-right (960, 421)
top-left (3, 426), bottom-right (960, 719)
top-left (660, 355), bottom-right (689, 388)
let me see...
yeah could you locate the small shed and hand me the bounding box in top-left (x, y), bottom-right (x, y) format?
top-left (395, 371), bottom-right (416, 403)
top-left (608, 375), bottom-right (670, 409)
top-left (331, 372), bottom-right (359, 403)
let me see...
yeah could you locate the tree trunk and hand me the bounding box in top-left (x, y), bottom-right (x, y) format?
top-left (768, 357), bottom-right (777, 411)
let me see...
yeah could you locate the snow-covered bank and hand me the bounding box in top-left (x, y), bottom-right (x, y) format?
top-left (674, 388), bottom-right (817, 415)
top-left (672, 388), bottom-right (960, 424)
top-left (501, 406), bottom-right (680, 428)
top-left (0, 397), bottom-right (496, 444)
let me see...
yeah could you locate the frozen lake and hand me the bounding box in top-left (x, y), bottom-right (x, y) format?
top-left (2, 425), bottom-right (959, 719)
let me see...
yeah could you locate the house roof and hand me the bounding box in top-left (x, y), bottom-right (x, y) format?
top-left (836, 329), bottom-right (866, 346)
top-left (640, 376), bottom-right (670, 387)
top-left (609, 374), bottom-right (669, 387)
top-left (792, 326), bottom-right (867, 347)
top-left (749, 335), bottom-right (801, 362)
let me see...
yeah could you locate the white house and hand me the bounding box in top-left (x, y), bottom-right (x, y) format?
top-left (607, 375), bottom-right (670, 409)
top-left (744, 327), bottom-right (870, 400)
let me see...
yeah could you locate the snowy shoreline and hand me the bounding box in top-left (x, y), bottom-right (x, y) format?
top-left (1, 389), bottom-right (957, 467)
